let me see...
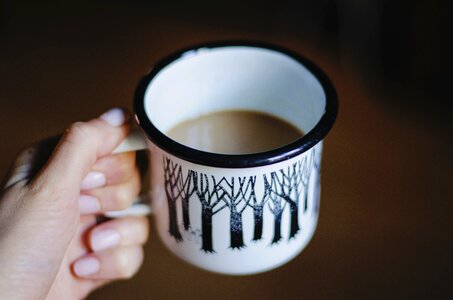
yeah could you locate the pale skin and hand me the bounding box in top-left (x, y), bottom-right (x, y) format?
top-left (0, 108), bottom-right (149, 299)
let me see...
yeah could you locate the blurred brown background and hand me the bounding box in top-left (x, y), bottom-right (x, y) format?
top-left (0, 0), bottom-right (451, 299)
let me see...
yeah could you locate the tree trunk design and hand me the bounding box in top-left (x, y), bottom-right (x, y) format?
top-left (230, 209), bottom-right (244, 249)
top-left (304, 188), bottom-right (309, 212)
top-left (182, 196), bottom-right (190, 230)
top-left (163, 158), bottom-right (183, 242)
top-left (252, 205), bottom-right (264, 241)
top-left (194, 173), bottom-right (226, 253)
top-left (272, 210), bottom-right (283, 244)
top-left (166, 188), bottom-right (183, 242)
top-left (288, 201), bottom-right (300, 239)
top-left (201, 207), bottom-right (214, 253)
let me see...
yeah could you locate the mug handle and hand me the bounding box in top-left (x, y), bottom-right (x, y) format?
top-left (104, 128), bottom-right (152, 218)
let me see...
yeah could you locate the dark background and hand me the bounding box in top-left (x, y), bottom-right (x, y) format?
top-left (0, 0), bottom-right (451, 299)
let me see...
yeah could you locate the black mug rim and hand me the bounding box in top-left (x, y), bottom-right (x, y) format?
top-left (134, 40), bottom-right (338, 168)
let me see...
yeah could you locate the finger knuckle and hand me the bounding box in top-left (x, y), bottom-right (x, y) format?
top-left (120, 152), bottom-right (136, 170)
top-left (113, 187), bottom-right (133, 210)
top-left (126, 217), bottom-right (150, 244)
top-left (114, 154), bottom-right (136, 181)
top-left (115, 251), bottom-right (130, 277)
top-left (139, 216), bottom-right (150, 229)
top-left (138, 217), bottom-right (150, 243)
top-left (65, 122), bottom-right (95, 145)
top-left (115, 250), bottom-right (138, 278)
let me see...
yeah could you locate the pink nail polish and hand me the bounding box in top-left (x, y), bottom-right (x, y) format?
top-left (78, 195), bottom-right (101, 214)
top-left (91, 228), bottom-right (121, 251)
top-left (100, 108), bottom-right (127, 127)
top-left (73, 256), bottom-right (100, 277)
top-left (80, 171), bottom-right (106, 190)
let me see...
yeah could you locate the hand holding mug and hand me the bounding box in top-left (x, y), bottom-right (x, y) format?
top-left (0, 42), bottom-right (337, 300)
top-left (0, 109), bottom-right (148, 300)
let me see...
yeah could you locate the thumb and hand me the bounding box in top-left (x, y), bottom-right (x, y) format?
top-left (30, 108), bottom-right (131, 200)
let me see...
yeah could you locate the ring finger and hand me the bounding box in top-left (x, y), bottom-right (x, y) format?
top-left (72, 246), bottom-right (144, 280)
top-left (88, 216), bottom-right (149, 252)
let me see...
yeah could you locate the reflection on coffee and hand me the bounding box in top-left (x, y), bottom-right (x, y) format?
top-left (166, 110), bottom-right (303, 154)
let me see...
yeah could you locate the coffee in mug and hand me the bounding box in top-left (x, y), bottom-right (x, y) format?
top-left (166, 110), bottom-right (303, 154)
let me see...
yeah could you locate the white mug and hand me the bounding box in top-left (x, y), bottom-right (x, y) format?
top-left (113, 41), bottom-right (338, 275)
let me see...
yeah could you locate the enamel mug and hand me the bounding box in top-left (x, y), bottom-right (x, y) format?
top-left (113, 41), bottom-right (338, 275)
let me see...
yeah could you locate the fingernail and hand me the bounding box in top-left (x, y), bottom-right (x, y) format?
top-left (78, 195), bottom-right (101, 214)
top-left (91, 228), bottom-right (121, 251)
top-left (73, 256), bottom-right (100, 277)
top-left (100, 108), bottom-right (127, 127)
top-left (80, 171), bottom-right (106, 190)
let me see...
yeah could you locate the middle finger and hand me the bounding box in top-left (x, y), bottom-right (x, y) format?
top-left (82, 168), bottom-right (140, 213)
top-left (81, 152), bottom-right (137, 190)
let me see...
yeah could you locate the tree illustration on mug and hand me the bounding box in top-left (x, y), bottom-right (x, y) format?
top-left (247, 176), bottom-right (271, 242)
top-left (163, 150), bottom-right (317, 252)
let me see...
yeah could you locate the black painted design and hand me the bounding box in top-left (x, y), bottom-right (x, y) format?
top-left (163, 158), bottom-right (183, 242)
top-left (218, 177), bottom-right (254, 249)
top-left (265, 173), bottom-right (286, 244)
top-left (193, 173), bottom-right (226, 253)
top-left (248, 176), bottom-right (270, 241)
top-left (179, 170), bottom-right (196, 230)
top-left (265, 151), bottom-right (316, 241)
top-left (163, 150), bottom-right (319, 252)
